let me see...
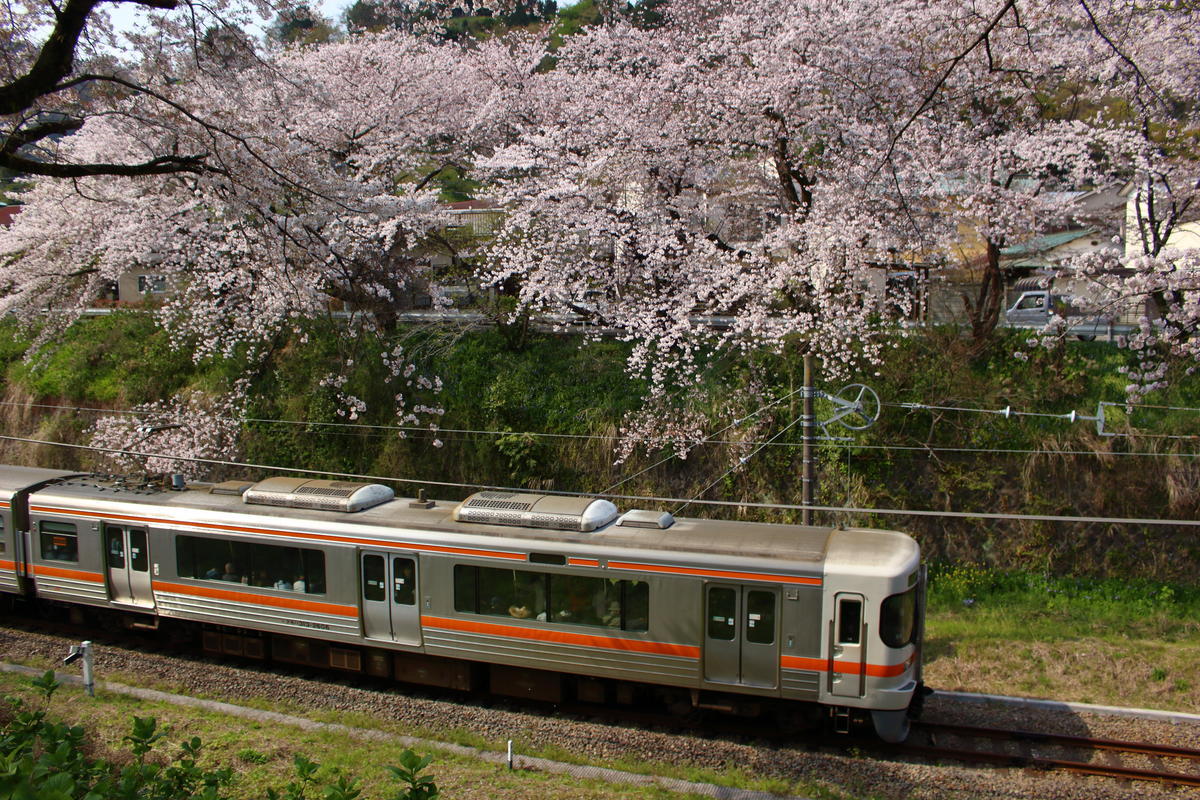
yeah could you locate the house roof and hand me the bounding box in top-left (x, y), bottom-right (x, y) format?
top-left (445, 200), bottom-right (498, 211)
top-left (1001, 228), bottom-right (1096, 259)
top-left (0, 205), bottom-right (21, 227)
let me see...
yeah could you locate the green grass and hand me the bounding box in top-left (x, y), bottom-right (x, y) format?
top-left (927, 563), bottom-right (1200, 642)
top-left (0, 671), bottom-right (733, 800)
top-left (923, 565), bottom-right (1200, 710)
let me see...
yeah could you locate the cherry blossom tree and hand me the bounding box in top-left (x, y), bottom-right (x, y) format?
top-left (479, 0), bottom-right (1199, 458)
top-left (475, 1), bottom-right (1077, 456)
top-left (2, 0), bottom-right (1197, 476)
top-left (1047, 0), bottom-right (1200, 397)
top-left (0, 30), bottom-right (540, 470)
top-left (0, 0), bottom-right (283, 178)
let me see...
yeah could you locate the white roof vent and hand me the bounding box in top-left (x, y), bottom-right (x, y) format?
top-left (454, 491), bottom-right (618, 532)
top-left (243, 477), bottom-right (394, 512)
top-left (617, 510), bottom-right (675, 529)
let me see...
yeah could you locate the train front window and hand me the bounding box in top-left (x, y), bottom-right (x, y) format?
top-left (880, 587), bottom-right (916, 648)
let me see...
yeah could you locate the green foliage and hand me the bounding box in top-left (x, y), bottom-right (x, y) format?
top-left (237, 748), bottom-right (270, 764)
top-left (0, 678), bottom-right (233, 800)
top-left (0, 675), bottom-right (440, 800)
top-left (386, 750), bottom-right (440, 800)
top-left (927, 562), bottom-right (1200, 641)
top-left (5, 313), bottom-right (218, 405)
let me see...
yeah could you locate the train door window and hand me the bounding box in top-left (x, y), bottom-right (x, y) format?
top-left (707, 587), bottom-right (737, 640)
top-left (39, 521), bottom-right (78, 562)
top-left (107, 530), bottom-right (126, 569)
top-left (363, 555), bottom-right (386, 602)
top-left (128, 530), bottom-right (149, 572)
top-left (393, 557), bottom-right (415, 605)
top-left (0, 516), bottom-right (5, 553)
top-left (745, 590), bottom-right (776, 645)
top-left (837, 597), bottom-right (863, 644)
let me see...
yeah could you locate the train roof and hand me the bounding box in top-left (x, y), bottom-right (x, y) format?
top-left (0, 466), bottom-right (84, 495)
top-left (18, 470), bottom-right (916, 571)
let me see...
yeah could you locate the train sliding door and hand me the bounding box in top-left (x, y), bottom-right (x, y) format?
top-left (360, 551), bottom-right (421, 646)
top-left (703, 584), bottom-right (779, 689)
top-left (104, 524), bottom-right (155, 608)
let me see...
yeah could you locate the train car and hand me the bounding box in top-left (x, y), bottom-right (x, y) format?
top-left (0, 464), bottom-right (925, 741)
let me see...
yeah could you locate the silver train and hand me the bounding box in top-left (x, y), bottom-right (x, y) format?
top-left (0, 463), bottom-right (926, 741)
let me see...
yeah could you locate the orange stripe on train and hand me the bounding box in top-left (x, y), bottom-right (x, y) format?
top-left (422, 615), bottom-right (701, 659)
top-left (780, 654), bottom-right (912, 678)
top-left (152, 580), bottom-right (359, 618)
top-left (32, 564), bottom-right (105, 583)
top-left (607, 561), bottom-right (822, 586)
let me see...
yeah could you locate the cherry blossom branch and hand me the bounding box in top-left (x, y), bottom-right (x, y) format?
top-left (1076, 0), bottom-right (1167, 111)
top-left (878, 0), bottom-right (1018, 171)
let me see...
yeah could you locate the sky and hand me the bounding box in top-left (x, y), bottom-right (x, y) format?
top-left (105, 0), bottom-right (355, 44)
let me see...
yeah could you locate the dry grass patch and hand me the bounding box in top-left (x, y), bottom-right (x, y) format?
top-left (924, 636), bottom-right (1200, 712)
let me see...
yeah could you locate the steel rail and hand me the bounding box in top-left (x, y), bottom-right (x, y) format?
top-left (918, 721), bottom-right (1200, 760)
top-left (900, 721), bottom-right (1200, 787)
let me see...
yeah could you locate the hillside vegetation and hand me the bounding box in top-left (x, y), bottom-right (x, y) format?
top-left (0, 313), bottom-right (1198, 584)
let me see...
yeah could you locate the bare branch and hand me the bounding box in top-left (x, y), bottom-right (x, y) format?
top-left (0, 0), bottom-right (179, 115)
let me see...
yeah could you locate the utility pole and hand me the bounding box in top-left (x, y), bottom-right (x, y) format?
top-left (801, 354), bottom-right (816, 526)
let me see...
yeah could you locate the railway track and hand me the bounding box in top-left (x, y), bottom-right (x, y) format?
top-left (9, 613), bottom-right (1200, 793)
top-left (895, 720), bottom-right (1200, 787)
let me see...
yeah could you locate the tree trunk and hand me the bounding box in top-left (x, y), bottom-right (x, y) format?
top-left (963, 238), bottom-right (1005, 353)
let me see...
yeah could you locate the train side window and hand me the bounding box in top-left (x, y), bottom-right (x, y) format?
top-left (39, 521), bottom-right (78, 562)
top-left (746, 590), bottom-right (775, 645)
top-left (454, 565), bottom-right (477, 612)
top-left (550, 574), bottom-right (607, 625)
top-left (707, 587), bottom-right (737, 641)
top-left (622, 580), bottom-right (649, 632)
top-left (477, 567), bottom-right (546, 620)
top-left (175, 534), bottom-right (326, 594)
top-left (0, 516), bottom-right (5, 553)
top-left (838, 598), bottom-right (862, 645)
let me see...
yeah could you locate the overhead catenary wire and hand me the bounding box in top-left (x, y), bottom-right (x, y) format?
top-left (599, 385), bottom-right (809, 495)
top-left (887, 399), bottom-right (1200, 440)
top-left (673, 409), bottom-right (808, 516)
top-left (6, 400), bottom-right (1200, 458)
top-left (2, 432), bottom-right (1198, 529)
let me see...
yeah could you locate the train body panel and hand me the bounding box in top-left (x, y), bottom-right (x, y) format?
top-left (0, 467), bottom-right (82, 593)
top-left (0, 465), bottom-right (925, 740)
